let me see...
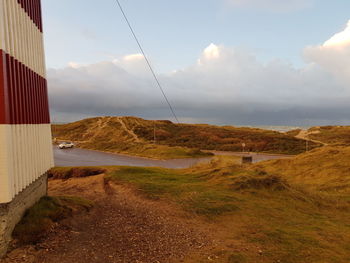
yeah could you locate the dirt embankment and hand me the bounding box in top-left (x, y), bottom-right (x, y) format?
top-left (1, 174), bottom-right (213, 263)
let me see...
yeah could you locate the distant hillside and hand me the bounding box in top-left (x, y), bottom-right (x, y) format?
top-left (287, 126), bottom-right (350, 146)
top-left (52, 116), bottom-right (320, 158)
top-left (52, 117), bottom-right (210, 159)
top-left (307, 126), bottom-right (350, 145)
top-left (253, 146), bottom-right (350, 192)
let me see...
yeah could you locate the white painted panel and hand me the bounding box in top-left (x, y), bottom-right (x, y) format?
top-left (0, 125), bottom-right (14, 203)
top-left (0, 124), bottom-right (53, 203)
top-left (0, 0), bottom-right (45, 77)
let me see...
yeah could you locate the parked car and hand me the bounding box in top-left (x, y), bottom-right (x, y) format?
top-left (58, 142), bottom-right (74, 149)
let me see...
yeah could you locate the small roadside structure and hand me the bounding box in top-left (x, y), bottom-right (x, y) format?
top-left (242, 156), bottom-right (253, 164)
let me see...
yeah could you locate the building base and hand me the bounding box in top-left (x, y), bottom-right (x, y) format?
top-left (0, 174), bottom-right (48, 258)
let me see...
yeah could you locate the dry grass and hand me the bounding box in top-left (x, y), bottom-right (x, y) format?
top-left (307, 126), bottom-right (350, 145)
top-left (253, 146), bottom-right (350, 193)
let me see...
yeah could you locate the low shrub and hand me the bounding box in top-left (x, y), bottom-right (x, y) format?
top-left (12, 196), bottom-right (92, 244)
top-left (48, 167), bottom-right (106, 180)
top-left (231, 175), bottom-right (288, 191)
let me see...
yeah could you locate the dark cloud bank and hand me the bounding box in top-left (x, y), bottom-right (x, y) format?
top-left (48, 24), bottom-right (350, 126)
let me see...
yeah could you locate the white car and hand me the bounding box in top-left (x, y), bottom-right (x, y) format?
top-left (58, 142), bottom-right (74, 149)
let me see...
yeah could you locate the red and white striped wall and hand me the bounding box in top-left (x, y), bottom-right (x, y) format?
top-left (0, 0), bottom-right (53, 203)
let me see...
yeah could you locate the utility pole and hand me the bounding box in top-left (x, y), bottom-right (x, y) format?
top-left (153, 120), bottom-right (156, 144)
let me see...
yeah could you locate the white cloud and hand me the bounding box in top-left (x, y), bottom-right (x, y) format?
top-left (67, 62), bottom-right (84, 69)
top-left (323, 20), bottom-right (350, 48)
top-left (48, 39), bottom-right (350, 125)
top-left (202, 43), bottom-right (221, 60)
top-left (304, 20), bottom-right (350, 85)
top-left (226, 0), bottom-right (313, 12)
top-left (123, 54), bottom-right (144, 61)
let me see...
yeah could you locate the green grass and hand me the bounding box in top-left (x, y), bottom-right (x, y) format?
top-left (109, 166), bottom-right (238, 216)
top-left (80, 139), bottom-right (213, 159)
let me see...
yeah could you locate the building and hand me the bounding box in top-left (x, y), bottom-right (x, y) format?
top-left (0, 0), bottom-right (53, 256)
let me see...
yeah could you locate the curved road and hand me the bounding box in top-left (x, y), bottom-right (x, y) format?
top-left (53, 147), bottom-right (292, 169)
top-left (207, 150), bottom-right (292, 163)
top-left (53, 147), bottom-right (212, 169)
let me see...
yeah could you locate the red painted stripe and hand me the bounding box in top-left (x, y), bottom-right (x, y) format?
top-left (8, 55), bottom-right (16, 123)
top-left (38, 0), bottom-right (43, 32)
top-left (0, 51), bottom-right (10, 124)
top-left (17, 0), bottom-right (43, 32)
top-left (0, 50), bottom-right (50, 125)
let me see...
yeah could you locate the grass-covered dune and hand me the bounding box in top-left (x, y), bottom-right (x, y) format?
top-left (307, 126), bottom-right (350, 146)
top-left (253, 146), bottom-right (350, 193)
top-left (52, 117), bottom-right (211, 159)
top-left (52, 116), bottom-right (319, 158)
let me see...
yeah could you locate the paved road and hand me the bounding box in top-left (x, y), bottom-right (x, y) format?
top-left (208, 150), bottom-right (293, 163)
top-left (53, 147), bottom-right (212, 169)
top-left (53, 147), bottom-right (292, 169)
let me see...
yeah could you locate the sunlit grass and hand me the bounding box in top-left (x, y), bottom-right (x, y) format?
top-left (105, 155), bottom-right (350, 262)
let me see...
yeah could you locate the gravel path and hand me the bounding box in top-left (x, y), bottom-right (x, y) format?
top-left (1, 175), bottom-right (212, 263)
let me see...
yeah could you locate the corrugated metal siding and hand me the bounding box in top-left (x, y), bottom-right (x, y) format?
top-left (0, 51), bottom-right (50, 124)
top-left (0, 0), bottom-right (45, 77)
top-left (0, 0), bottom-right (53, 203)
top-left (0, 125), bottom-right (53, 202)
top-left (16, 0), bottom-right (43, 32)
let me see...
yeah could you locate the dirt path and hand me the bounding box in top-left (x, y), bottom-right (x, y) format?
top-left (295, 129), bottom-right (327, 146)
top-left (117, 117), bottom-right (141, 143)
top-left (2, 175), bottom-right (212, 263)
top-left (95, 116), bottom-right (113, 140)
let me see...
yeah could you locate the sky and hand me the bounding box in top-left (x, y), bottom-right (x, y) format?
top-left (42, 0), bottom-right (350, 126)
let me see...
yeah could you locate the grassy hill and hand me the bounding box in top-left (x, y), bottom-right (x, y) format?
top-left (287, 126), bottom-right (350, 146)
top-left (307, 126), bottom-right (350, 146)
top-left (52, 116), bottom-right (319, 158)
top-left (253, 146), bottom-right (350, 193)
top-left (52, 116), bottom-right (211, 159)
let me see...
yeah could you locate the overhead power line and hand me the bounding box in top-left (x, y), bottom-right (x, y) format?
top-left (114, 0), bottom-right (180, 123)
